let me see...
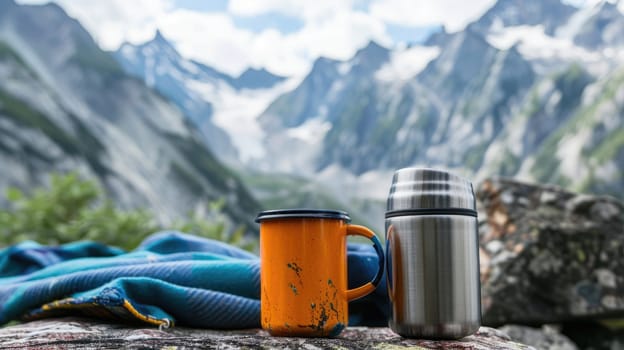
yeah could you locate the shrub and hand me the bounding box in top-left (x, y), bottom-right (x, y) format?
top-left (0, 173), bottom-right (255, 251)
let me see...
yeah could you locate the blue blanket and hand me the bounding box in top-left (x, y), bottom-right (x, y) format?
top-left (0, 231), bottom-right (388, 329)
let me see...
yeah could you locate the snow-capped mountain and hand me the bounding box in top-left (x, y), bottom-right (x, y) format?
top-left (572, 1), bottom-right (624, 49)
top-left (0, 0), bottom-right (261, 229)
top-left (1, 0), bottom-right (622, 236)
top-left (114, 32), bottom-right (287, 163)
top-left (258, 0), bottom-right (624, 200)
top-left (468, 0), bottom-right (577, 35)
top-left (256, 41), bottom-right (392, 174)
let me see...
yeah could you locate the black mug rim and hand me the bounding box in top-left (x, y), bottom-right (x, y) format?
top-left (255, 209), bottom-right (351, 223)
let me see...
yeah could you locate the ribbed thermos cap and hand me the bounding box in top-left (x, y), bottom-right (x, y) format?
top-left (386, 168), bottom-right (476, 213)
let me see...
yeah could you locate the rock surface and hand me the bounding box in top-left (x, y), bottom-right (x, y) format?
top-left (0, 317), bottom-right (535, 349)
top-left (499, 325), bottom-right (578, 350)
top-left (0, 2), bottom-right (262, 230)
top-left (478, 178), bottom-right (624, 326)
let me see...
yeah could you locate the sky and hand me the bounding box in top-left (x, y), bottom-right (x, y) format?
top-left (15, 0), bottom-right (599, 77)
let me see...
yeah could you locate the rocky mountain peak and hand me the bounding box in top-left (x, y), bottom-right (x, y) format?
top-left (139, 29), bottom-right (181, 61)
top-left (355, 40), bottom-right (389, 57)
top-left (148, 29), bottom-right (175, 49)
top-left (0, 0), bottom-right (114, 75)
top-left (470, 0), bottom-right (577, 35)
top-left (309, 56), bottom-right (339, 75)
top-left (591, 0), bottom-right (624, 24)
top-left (573, 0), bottom-right (624, 48)
top-left (351, 40), bottom-right (390, 71)
top-left (230, 67), bottom-right (285, 90)
top-left (597, 0), bottom-right (622, 11)
top-left (0, 1), bottom-right (262, 230)
top-left (420, 29), bottom-right (496, 89)
top-left (238, 67), bottom-right (269, 77)
top-left (153, 29), bottom-right (166, 42)
top-left (424, 26), bottom-right (449, 46)
top-left (118, 29), bottom-right (285, 90)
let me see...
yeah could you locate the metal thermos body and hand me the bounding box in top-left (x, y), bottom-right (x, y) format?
top-left (385, 168), bottom-right (481, 339)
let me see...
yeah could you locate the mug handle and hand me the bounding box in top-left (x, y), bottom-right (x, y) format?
top-left (345, 225), bottom-right (385, 301)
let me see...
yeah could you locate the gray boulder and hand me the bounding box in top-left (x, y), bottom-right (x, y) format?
top-left (477, 178), bottom-right (624, 326)
top-left (499, 325), bottom-right (578, 350)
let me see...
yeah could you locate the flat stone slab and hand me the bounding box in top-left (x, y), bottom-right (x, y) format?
top-left (0, 317), bottom-right (534, 349)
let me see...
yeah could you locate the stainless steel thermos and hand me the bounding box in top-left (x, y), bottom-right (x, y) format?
top-left (385, 168), bottom-right (481, 339)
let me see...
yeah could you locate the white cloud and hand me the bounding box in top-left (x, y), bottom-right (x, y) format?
top-left (227, 0), bottom-right (303, 17)
top-left (273, 10), bottom-right (391, 66)
top-left (16, 0), bottom-right (389, 76)
top-left (370, 0), bottom-right (496, 32)
top-left (14, 0), bottom-right (501, 76)
top-left (14, 0), bottom-right (617, 84)
top-left (224, 0), bottom-right (391, 75)
top-left (17, 0), bottom-right (173, 49)
top-left (158, 10), bottom-right (255, 75)
top-left (228, 0), bottom-right (353, 20)
top-left (562, 0), bottom-right (612, 8)
top-left (156, 7), bottom-right (389, 76)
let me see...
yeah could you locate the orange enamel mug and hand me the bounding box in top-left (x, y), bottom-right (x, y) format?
top-left (256, 209), bottom-right (384, 337)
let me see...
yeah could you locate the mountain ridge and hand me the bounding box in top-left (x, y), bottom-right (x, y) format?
top-left (254, 0), bottom-right (624, 200)
top-left (1, 0), bottom-right (622, 239)
top-left (0, 2), bottom-right (262, 231)
top-left (114, 30), bottom-right (287, 162)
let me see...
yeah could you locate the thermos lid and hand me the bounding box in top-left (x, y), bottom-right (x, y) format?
top-left (386, 168), bottom-right (477, 217)
top-left (255, 209), bottom-right (351, 223)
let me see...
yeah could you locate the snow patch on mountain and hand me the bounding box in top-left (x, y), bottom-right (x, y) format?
top-left (556, 127), bottom-right (591, 180)
top-left (337, 61), bottom-right (353, 75)
top-left (119, 44), bottom-right (137, 61)
top-left (189, 77), bottom-right (300, 161)
top-left (286, 117), bottom-right (332, 144)
top-left (487, 25), bottom-right (600, 62)
top-left (375, 45), bottom-right (440, 82)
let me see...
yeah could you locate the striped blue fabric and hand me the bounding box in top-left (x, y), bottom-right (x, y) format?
top-left (0, 231), bottom-right (388, 328)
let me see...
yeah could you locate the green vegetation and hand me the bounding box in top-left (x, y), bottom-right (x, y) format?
top-left (589, 127), bottom-right (624, 164)
top-left (553, 63), bottom-right (592, 112)
top-left (464, 142), bottom-right (490, 170)
top-left (498, 149), bottom-right (521, 177)
top-left (600, 318), bottom-right (624, 330)
top-left (525, 88), bottom-right (544, 119)
top-left (0, 40), bottom-right (37, 79)
top-left (166, 133), bottom-right (261, 218)
top-left (0, 40), bottom-right (38, 78)
top-left (0, 173), bottom-right (255, 251)
top-left (577, 125), bottom-right (624, 196)
top-left (576, 168), bottom-right (597, 194)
